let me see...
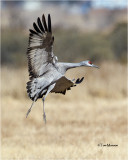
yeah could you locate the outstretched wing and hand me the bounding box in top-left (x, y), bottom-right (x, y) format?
top-left (51, 76), bottom-right (84, 95)
top-left (27, 14), bottom-right (56, 78)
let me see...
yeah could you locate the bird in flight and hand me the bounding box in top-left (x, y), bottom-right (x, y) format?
top-left (26, 14), bottom-right (99, 123)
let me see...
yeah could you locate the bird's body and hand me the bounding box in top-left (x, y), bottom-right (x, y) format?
top-left (26, 14), bottom-right (99, 123)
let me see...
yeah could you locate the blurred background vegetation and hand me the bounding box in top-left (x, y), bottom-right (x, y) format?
top-left (1, 1), bottom-right (127, 67)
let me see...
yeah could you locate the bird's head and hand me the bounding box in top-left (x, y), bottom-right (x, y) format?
top-left (81, 60), bottom-right (99, 69)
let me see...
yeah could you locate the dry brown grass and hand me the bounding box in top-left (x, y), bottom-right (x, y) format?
top-left (1, 62), bottom-right (127, 159)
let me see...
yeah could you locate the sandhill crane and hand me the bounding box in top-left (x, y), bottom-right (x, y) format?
top-left (26, 14), bottom-right (99, 123)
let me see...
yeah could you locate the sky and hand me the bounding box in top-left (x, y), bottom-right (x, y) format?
top-left (23, 0), bottom-right (127, 10)
top-left (92, 0), bottom-right (127, 9)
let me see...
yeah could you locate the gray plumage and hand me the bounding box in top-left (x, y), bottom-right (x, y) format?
top-left (26, 14), bottom-right (99, 123)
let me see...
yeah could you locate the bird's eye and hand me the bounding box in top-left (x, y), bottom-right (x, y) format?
top-left (88, 61), bottom-right (92, 65)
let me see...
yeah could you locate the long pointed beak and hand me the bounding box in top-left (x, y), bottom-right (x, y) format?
top-left (92, 64), bottom-right (99, 69)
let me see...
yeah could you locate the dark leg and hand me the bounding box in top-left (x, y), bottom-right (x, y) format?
top-left (26, 101), bottom-right (35, 118)
top-left (42, 97), bottom-right (46, 124)
top-left (42, 83), bottom-right (56, 124)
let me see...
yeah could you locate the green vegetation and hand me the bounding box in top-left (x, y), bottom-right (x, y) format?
top-left (54, 30), bottom-right (114, 62)
top-left (1, 29), bottom-right (28, 66)
top-left (108, 22), bottom-right (127, 63)
top-left (1, 22), bottom-right (127, 66)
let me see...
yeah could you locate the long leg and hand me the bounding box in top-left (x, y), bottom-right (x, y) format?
top-left (26, 100), bottom-right (35, 118)
top-left (42, 83), bottom-right (56, 124)
top-left (42, 97), bottom-right (46, 123)
top-left (26, 94), bottom-right (38, 118)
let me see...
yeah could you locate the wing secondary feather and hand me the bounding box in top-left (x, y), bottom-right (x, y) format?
top-left (51, 76), bottom-right (84, 95)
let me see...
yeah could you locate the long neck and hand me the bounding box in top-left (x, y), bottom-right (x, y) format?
top-left (56, 62), bottom-right (86, 74)
top-left (64, 62), bottom-right (84, 70)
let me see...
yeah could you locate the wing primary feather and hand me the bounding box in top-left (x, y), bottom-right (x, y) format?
top-left (29, 29), bottom-right (38, 35)
top-left (75, 78), bottom-right (80, 84)
top-left (75, 77), bottom-right (84, 84)
top-left (48, 14), bottom-right (52, 33)
top-left (52, 36), bottom-right (54, 42)
top-left (33, 22), bottom-right (42, 34)
top-left (79, 77), bottom-right (84, 83)
top-left (42, 14), bottom-right (48, 31)
top-left (37, 17), bottom-right (45, 33)
top-left (27, 14), bottom-right (55, 79)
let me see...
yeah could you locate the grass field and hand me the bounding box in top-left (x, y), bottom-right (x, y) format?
top-left (1, 62), bottom-right (127, 159)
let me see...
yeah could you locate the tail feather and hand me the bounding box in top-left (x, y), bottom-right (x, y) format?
top-left (26, 78), bottom-right (47, 101)
top-left (26, 79), bottom-right (36, 101)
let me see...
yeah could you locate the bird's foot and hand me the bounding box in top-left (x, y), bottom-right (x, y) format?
top-left (43, 113), bottom-right (46, 124)
top-left (26, 108), bottom-right (31, 118)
